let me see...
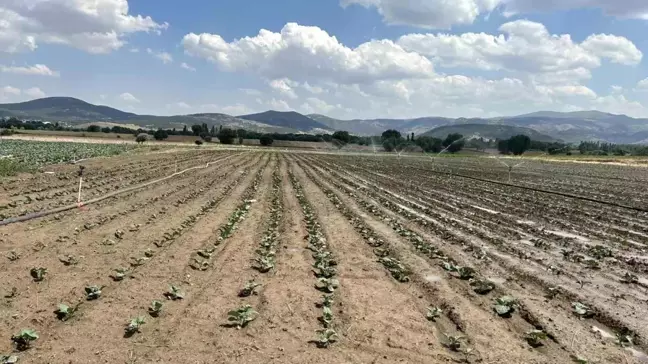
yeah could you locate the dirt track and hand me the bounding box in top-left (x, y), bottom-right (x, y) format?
top-left (1, 150), bottom-right (647, 363)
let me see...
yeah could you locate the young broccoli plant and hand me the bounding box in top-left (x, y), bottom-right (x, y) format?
top-left (572, 302), bottom-right (595, 319)
top-left (313, 328), bottom-right (338, 348)
top-left (58, 254), bottom-right (79, 266)
top-left (252, 255), bottom-right (275, 273)
top-left (621, 272), bottom-right (638, 284)
top-left (315, 278), bottom-right (339, 293)
top-left (85, 285), bottom-right (103, 300)
top-left (443, 333), bottom-right (465, 352)
top-left (524, 329), bottom-right (547, 348)
top-left (470, 279), bottom-right (495, 295)
top-left (124, 317), bottom-right (145, 337)
top-left (164, 285), bottom-right (184, 300)
top-left (319, 307), bottom-right (333, 327)
top-left (30, 267), bottom-right (46, 282)
top-left (493, 295), bottom-right (517, 317)
top-left (615, 329), bottom-right (634, 348)
top-left (148, 300), bottom-right (163, 317)
top-left (11, 329), bottom-right (38, 351)
top-left (457, 267), bottom-right (476, 280)
top-left (238, 280), bottom-right (261, 298)
top-left (227, 305), bottom-right (257, 329)
top-left (0, 354), bottom-right (18, 364)
top-left (110, 268), bottom-right (129, 281)
top-left (317, 294), bottom-right (334, 308)
top-left (426, 306), bottom-right (443, 322)
top-left (55, 303), bottom-right (81, 321)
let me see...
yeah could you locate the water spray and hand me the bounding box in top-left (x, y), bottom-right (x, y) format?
top-left (496, 152), bottom-right (546, 183)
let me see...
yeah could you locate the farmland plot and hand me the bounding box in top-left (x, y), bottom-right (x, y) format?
top-left (1, 147), bottom-right (647, 363)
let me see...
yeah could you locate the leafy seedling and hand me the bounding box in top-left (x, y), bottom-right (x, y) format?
top-left (238, 280), bottom-right (261, 298)
top-left (55, 303), bottom-right (80, 321)
top-left (144, 249), bottom-right (155, 258)
top-left (313, 328), bottom-right (338, 348)
top-left (0, 354), bottom-right (18, 364)
top-left (148, 300), bottom-right (163, 317)
top-left (84, 285), bottom-right (103, 300)
top-left (544, 286), bottom-right (560, 300)
top-left (441, 261), bottom-right (458, 272)
top-left (317, 294), bottom-right (334, 308)
top-left (493, 295), bottom-right (517, 317)
top-left (124, 317), bottom-right (145, 337)
top-left (197, 248), bottom-right (215, 259)
top-left (426, 306), bottom-right (443, 322)
top-left (621, 272), bottom-right (638, 284)
top-left (457, 267), bottom-right (476, 280)
top-left (615, 329), bottom-right (634, 348)
top-left (252, 255), bottom-right (275, 273)
top-left (11, 329), bottom-right (38, 351)
top-left (6, 250), bottom-right (20, 261)
top-left (30, 268), bottom-right (46, 282)
top-left (313, 264), bottom-right (337, 279)
top-left (470, 279), bottom-right (495, 295)
top-left (110, 268), bottom-right (129, 281)
top-left (58, 255), bottom-right (79, 266)
top-left (525, 329), bottom-right (547, 348)
top-left (319, 306), bottom-right (333, 327)
top-left (315, 278), bottom-right (339, 293)
top-left (572, 302), bottom-right (594, 319)
top-left (443, 333), bottom-right (464, 352)
top-left (227, 305), bottom-right (257, 329)
top-left (164, 285), bottom-right (184, 300)
top-left (189, 258), bottom-right (210, 271)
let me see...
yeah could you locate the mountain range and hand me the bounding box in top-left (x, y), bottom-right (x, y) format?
top-left (2, 97), bottom-right (648, 144)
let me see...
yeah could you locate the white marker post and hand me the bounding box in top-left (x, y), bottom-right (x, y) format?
top-left (77, 166), bottom-right (86, 207)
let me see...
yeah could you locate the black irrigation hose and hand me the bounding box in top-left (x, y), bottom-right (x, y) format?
top-left (0, 153), bottom-right (243, 227)
top-left (411, 165), bottom-right (648, 214)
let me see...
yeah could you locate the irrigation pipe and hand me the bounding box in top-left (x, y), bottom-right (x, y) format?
top-left (0, 153), bottom-right (244, 227)
top-left (412, 166), bottom-right (648, 214)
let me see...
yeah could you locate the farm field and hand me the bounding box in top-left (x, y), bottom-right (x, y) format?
top-left (1, 147), bottom-right (648, 363)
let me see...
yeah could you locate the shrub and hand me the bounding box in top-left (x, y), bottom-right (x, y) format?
top-left (153, 129), bottom-right (169, 141)
top-left (218, 128), bottom-right (237, 144)
top-left (135, 134), bottom-right (148, 144)
top-left (259, 134), bottom-right (274, 146)
top-left (195, 140), bottom-right (203, 145)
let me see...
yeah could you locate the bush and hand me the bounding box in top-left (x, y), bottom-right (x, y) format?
top-left (259, 134), bottom-right (274, 146)
top-left (101, 127), bottom-right (111, 133)
top-left (87, 125), bottom-right (101, 133)
top-left (195, 140), bottom-right (203, 145)
top-left (135, 133), bottom-right (148, 144)
top-left (218, 128), bottom-right (237, 144)
top-left (443, 133), bottom-right (465, 153)
top-left (0, 129), bottom-right (14, 136)
top-left (153, 129), bottom-right (169, 141)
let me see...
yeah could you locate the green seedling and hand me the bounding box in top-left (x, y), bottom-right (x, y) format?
top-left (441, 261), bottom-right (458, 272)
top-left (129, 257), bottom-right (148, 267)
top-left (313, 264), bottom-right (337, 278)
top-left (6, 250), bottom-right (20, 262)
top-left (615, 329), bottom-right (634, 348)
top-left (55, 303), bottom-right (80, 321)
top-left (148, 300), bottom-right (163, 317)
top-left (144, 249), bottom-right (155, 258)
top-left (457, 267), bottom-right (476, 280)
top-left (197, 248), bottom-right (215, 259)
top-left (443, 333), bottom-right (464, 352)
top-left (493, 295), bottom-right (517, 317)
top-left (318, 294), bottom-right (334, 308)
top-left (125, 317), bottom-right (145, 336)
top-left (84, 285), bottom-right (103, 300)
top-left (110, 268), bottom-right (129, 281)
top-left (572, 302), bottom-right (594, 319)
top-left (313, 328), bottom-right (338, 348)
top-left (544, 286), bottom-right (560, 299)
top-left (315, 278), bottom-right (339, 293)
top-left (525, 329), bottom-right (547, 348)
top-left (11, 329), bottom-right (38, 351)
top-left (319, 306), bottom-right (333, 327)
top-left (621, 272), bottom-right (638, 284)
top-left (238, 280), bottom-right (261, 298)
top-left (164, 285), bottom-right (184, 300)
top-left (426, 306), bottom-right (443, 322)
top-left (58, 255), bottom-right (79, 266)
top-left (227, 305), bottom-right (257, 329)
top-left (189, 258), bottom-right (210, 271)
top-left (30, 268), bottom-right (46, 282)
top-left (0, 354), bottom-right (18, 364)
top-left (252, 255), bottom-right (275, 273)
top-left (470, 279), bottom-right (495, 295)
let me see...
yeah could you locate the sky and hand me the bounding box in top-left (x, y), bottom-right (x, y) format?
top-left (2, 0), bottom-right (648, 119)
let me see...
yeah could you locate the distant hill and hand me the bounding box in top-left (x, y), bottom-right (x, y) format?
top-left (421, 124), bottom-right (558, 142)
top-left (238, 110), bottom-right (332, 133)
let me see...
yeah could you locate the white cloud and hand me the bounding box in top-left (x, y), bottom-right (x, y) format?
top-left (222, 103), bottom-right (253, 115)
top-left (180, 62), bottom-right (196, 71)
top-left (24, 87), bottom-right (45, 98)
top-left (0, 0), bottom-right (167, 54)
top-left (1, 86), bottom-right (21, 97)
top-left (173, 101), bottom-right (191, 109)
top-left (341, 0), bottom-right (648, 29)
top-left (154, 51), bottom-right (173, 64)
top-left (0, 64), bottom-right (59, 77)
top-left (119, 92), bottom-right (140, 103)
top-left (182, 22), bottom-right (434, 84)
top-left (268, 78), bottom-right (298, 99)
top-left (397, 20), bottom-right (641, 84)
top-left (637, 78), bottom-right (648, 90)
top-left (129, 48), bottom-right (139, 53)
top-left (240, 88), bottom-right (262, 96)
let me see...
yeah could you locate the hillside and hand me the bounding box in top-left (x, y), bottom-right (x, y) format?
top-left (238, 110), bottom-right (331, 132)
top-left (421, 124), bottom-right (558, 142)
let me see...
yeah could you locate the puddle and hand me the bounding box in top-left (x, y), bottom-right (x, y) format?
top-left (471, 205), bottom-right (500, 215)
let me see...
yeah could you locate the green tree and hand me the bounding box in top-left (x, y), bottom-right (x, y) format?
top-left (218, 128), bottom-right (238, 144)
top-left (182, 125), bottom-right (188, 135)
top-left (101, 127), bottom-right (111, 133)
top-left (415, 136), bottom-right (443, 153)
top-left (210, 125), bottom-right (216, 136)
top-left (135, 133), bottom-right (148, 144)
top-left (153, 129), bottom-right (169, 141)
top-left (237, 129), bottom-right (247, 144)
top-left (259, 134), bottom-right (274, 146)
top-left (508, 135), bottom-right (531, 155)
top-left (191, 124), bottom-right (202, 136)
top-left (443, 133), bottom-right (465, 153)
top-left (382, 129), bottom-right (401, 140)
top-left (332, 131), bottom-right (351, 149)
top-left (87, 125), bottom-right (101, 133)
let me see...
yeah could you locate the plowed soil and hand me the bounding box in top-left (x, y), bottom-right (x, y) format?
top-left (2, 149), bottom-right (647, 364)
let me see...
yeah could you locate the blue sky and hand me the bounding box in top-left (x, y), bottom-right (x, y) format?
top-left (2, 0), bottom-right (648, 119)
